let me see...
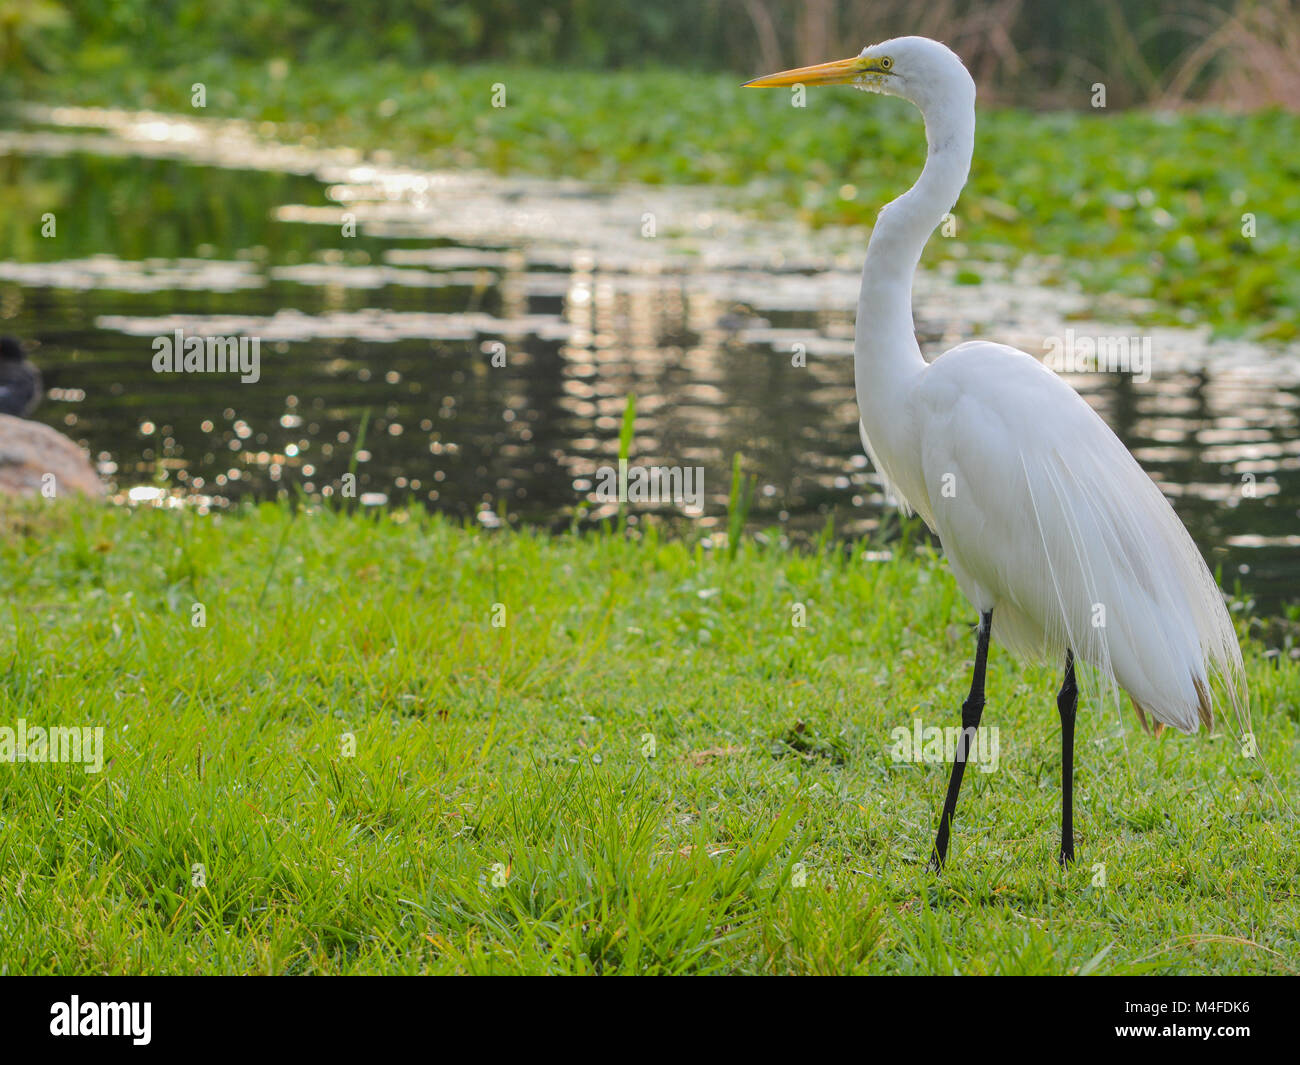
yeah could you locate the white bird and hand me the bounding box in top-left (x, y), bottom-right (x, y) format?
top-left (745, 37), bottom-right (1247, 870)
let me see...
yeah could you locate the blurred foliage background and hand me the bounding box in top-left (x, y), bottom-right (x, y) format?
top-left (4, 0), bottom-right (1300, 109)
top-left (2, 0), bottom-right (1297, 336)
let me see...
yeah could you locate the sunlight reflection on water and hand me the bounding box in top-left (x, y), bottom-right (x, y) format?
top-left (1, 108), bottom-right (1297, 613)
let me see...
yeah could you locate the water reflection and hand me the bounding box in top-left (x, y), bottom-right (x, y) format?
top-left (1, 110), bottom-right (1297, 614)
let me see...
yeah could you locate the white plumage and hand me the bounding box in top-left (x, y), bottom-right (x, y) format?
top-left (770, 35), bottom-right (1246, 735)
top-left (892, 340), bottom-right (1244, 733)
top-left (747, 34), bottom-right (1248, 867)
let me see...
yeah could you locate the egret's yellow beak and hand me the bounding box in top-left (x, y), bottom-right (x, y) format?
top-left (743, 55), bottom-right (891, 88)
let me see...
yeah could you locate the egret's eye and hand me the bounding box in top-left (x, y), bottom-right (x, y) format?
top-left (880, 57), bottom-right (893, 70)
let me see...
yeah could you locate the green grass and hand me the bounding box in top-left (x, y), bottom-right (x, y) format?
top-left (1, 499), bottom-right (1296, 974)
top-left (16, 59), bottom-right (1300, 338)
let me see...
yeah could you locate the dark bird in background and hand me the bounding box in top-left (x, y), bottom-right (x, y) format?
top-left (0, 336), bottom-right (43, 417)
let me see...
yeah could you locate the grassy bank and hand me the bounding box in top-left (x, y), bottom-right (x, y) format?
top-left (1, 500), bottom-right (1296, 974)
top-left (16, 60), bottom-right (1300, 339)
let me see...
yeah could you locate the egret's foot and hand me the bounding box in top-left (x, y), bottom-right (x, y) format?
top-left (1058, 843), bottom-right (1074, 867)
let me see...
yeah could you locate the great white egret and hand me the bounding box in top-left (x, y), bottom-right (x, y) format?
top-left (746, 37), bottom-right (1247, 870)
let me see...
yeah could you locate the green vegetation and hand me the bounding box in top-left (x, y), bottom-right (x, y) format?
top-left (17, 60), bottom-right (1300, 338)
top-left (1, 500), bottom-right (1295, 974)
top-left (3, 0), bottom-right (1276, 106)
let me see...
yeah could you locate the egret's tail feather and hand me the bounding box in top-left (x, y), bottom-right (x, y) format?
top-left (1011, 437), bottom-right (1247, 737)
top-left (1193, 676), bottom-right (1215, 732)
top-left (1132, 679), bottom-right (1212, 736)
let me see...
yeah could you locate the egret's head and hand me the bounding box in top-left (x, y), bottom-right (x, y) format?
top-left (744, 35), bottom-right (974, 114)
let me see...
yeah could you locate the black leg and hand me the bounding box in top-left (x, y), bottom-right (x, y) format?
top-left (928, 609), bottom-right (992, 872)
top-left (1057, 650), bottom-right (1078, 866)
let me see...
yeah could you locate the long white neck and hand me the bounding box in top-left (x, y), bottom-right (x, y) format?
top-left (854, 96), bottom-right (975, 424)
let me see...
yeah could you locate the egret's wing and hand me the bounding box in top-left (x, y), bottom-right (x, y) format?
top-left (914, 341), bottom-right (1246, 734)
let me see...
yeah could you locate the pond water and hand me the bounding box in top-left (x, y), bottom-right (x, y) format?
top-left (1, 106), bottom-right (1297, 614)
